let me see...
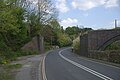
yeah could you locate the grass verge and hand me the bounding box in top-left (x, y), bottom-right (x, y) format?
top-left (0, 64), bottom-right (22, 80)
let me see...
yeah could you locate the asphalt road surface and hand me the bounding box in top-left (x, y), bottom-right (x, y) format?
top-left (45, 48), bottom-right (120, 80)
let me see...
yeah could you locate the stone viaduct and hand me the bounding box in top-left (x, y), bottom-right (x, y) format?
top-left (80, 29), bottom-right (120, 56)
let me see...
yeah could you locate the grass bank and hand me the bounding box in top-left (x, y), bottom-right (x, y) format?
top-left (0, 64), bottom-right (22, 80)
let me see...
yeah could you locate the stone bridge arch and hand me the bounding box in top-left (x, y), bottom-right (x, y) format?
top-left (80, 29), bottom-right (120, 56)
top-left (98, 34), bottom-right (120, 50)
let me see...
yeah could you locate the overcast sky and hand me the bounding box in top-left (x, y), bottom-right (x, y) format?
top-left (55, 0), bottom-right (120, 30)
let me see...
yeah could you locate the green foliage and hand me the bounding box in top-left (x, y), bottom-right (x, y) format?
top-left (58, 33), bottom-right (72, 47)
top-left (65, 26), bottom-right (79, 35)
top-left (6, 64), bottom-right (22, 69)
top-left (15, 50), bottom-right (39, 57)
top-left (50, 19), bottom-right (61, 33)
top-left (0, 64), bottom-right (22, 80)
top-left (65, 26), bottom-right (79, 40)
top-left (106, 40), bottom-right (120, 50)
top-left (65, 26), bottom-right (92, 40)
top-left (114, 27), bottom-right (120, 29)
top-left (0, 0), bottom-right (28, 51)
top-left (0, 0), bottom-right (31, 64)
top-left (72, 37), bottom-right (80, 53)
top-left (42, 19), bottom-right (63, 47)
top-left (43, 25), bottom-right (54, 43)
top-left (0, 67), bottom-right (13, 80)
top-left (27, 13), bottom-right (40, 37)
top-left (0, 0), bottom-right (59, 64)
top-left (0, 34), bottom-right (16, 64)
top-left (0, 0), bottom-right (24, 33)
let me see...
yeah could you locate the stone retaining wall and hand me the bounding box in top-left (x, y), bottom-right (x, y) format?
top-left (21, 37), bottom-right (38, 51)
top-left (89, 50), bottom-right (120, 64)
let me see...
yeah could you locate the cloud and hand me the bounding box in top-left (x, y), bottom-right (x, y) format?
top-left (71, 0), bottom-right (106, 10)
top-left (60, 18), bottom-right (78, 29)
top-left (71, 0), bottom-right (119, 11)
top-left (32, 0), bottom-right (37, 4)
top-left (105, 0), bottom-right (119, 8)
top-left (56, 0), bottom-right (69, 13)
top-left (116, 20), bottom-right (120, 27)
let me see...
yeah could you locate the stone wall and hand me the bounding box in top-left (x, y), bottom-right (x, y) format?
top-left (21, 37), bottom-right (38, 51)
top-left (89, 50), bottom-right (120, 63)
top-left (80, 34), bottom-right (88, 56)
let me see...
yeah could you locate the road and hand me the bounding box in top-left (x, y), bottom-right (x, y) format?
top-left (45, 48), bottom-right (120, 80)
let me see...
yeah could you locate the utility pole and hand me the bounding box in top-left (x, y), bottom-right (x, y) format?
top-left (115, 19), bottom-right (117, 28)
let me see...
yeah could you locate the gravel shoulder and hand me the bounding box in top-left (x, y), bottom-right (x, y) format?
top-left (10, 54), bottom-right (44, 80)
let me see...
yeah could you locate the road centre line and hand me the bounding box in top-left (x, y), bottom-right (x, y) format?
top-left (59, 48), bottom-right (113, 80)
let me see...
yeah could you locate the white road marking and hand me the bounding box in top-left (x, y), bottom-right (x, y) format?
top-left (42, 50), bottom-right (53, 80)
top-left (59, 48), bottom-right (114, 80)
top-left (38, 58), bottom-right (41, 80)
top-left (77, 56), bottom-right (120, 70)
top-left (42, 56), bottom-right (47, 80)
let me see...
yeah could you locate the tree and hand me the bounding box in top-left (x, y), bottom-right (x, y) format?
top-left (58, 33), bottom-right (72, 47)
top-left (36, 0), bottom-right (58, 52)
top-left (37, 0), bottom-right (58, 35)
top-left (65, 26), bottom-right (79, 35)
top-left (0, 0), bottom-right (29, 62)
top-left (43, 25), bottom-right (54, 43)
top-left (65, 26), bottom-right (92, 40)
top-left (18, 0), bottom-right (58, 52)
top-left (0, 0), bottom-right (58, 52)
top-left (0, 0), bottom-right (27, 50)
top-left (65, 26), bottom-right (80, 40)
top-left (49, 19), bottom-right (61, 45)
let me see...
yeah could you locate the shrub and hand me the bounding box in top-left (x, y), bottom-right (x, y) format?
top-left (106, 40), bottom-right (120, 50)
top-left (72, 37), bottom-right (80, 53)
top-left (0, 34), bottom-right (16, 64)
top-left (15, 50), bottom-right (39, 57)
